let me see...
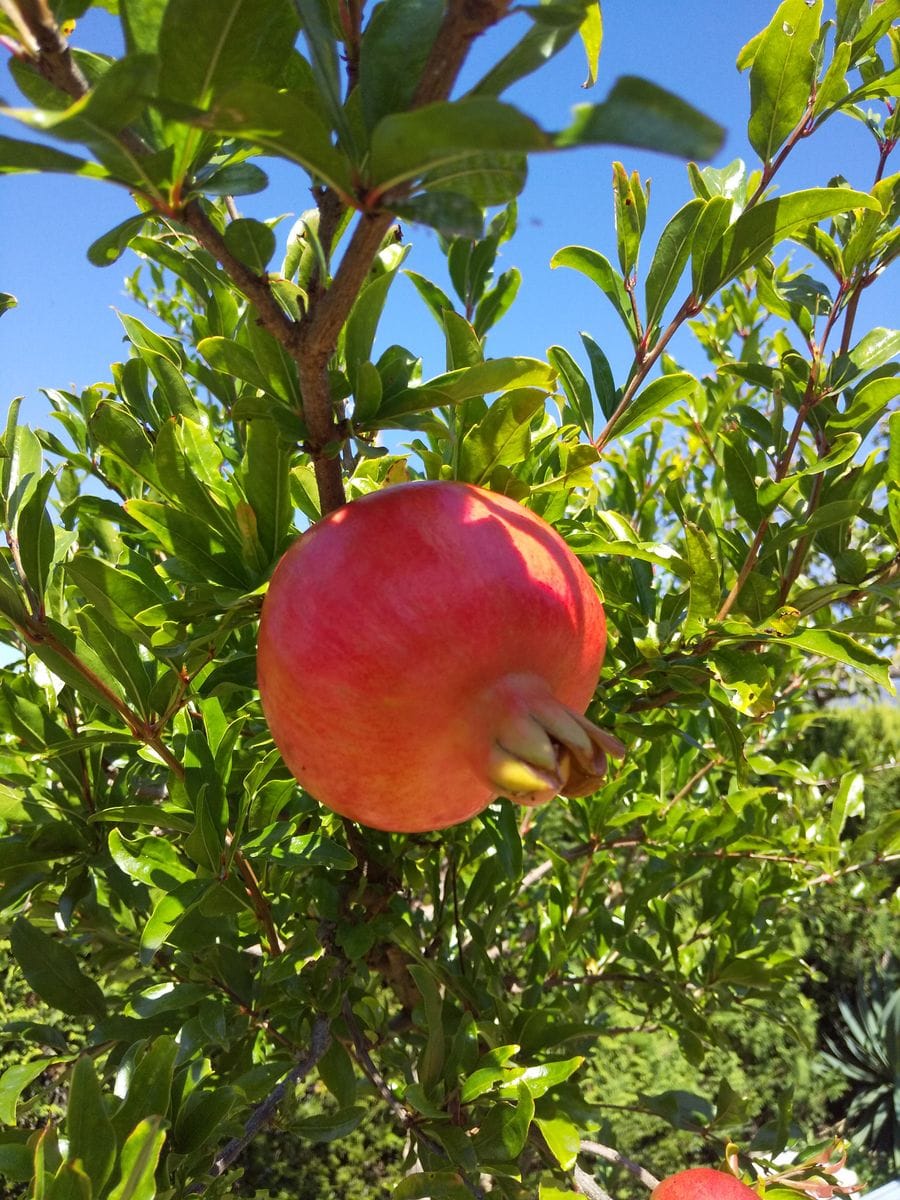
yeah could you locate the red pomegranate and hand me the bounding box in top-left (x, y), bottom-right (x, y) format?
top-left (652, 1169), bottom-right (759, 1200)
top-left (257, 480), bottom-right (624, 832)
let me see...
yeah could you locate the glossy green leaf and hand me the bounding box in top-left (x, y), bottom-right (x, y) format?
top-left (474, 267), bottom-right (521, 337)
top-left (579, 2), bottom-right (603, 88)
top-left (697, 187), bottom-right (881, 298)
top-left (9, 918), bottom-right (106, 1018)
top-left (195, 82), bottom-right (354, 194)
top-left (112, 1038), bottom-right (178, 1141)
top-left (608, 372), bottom-right (698, 440)
top-left (0, 133), bottom-right (107, 178)
top-left (223, 218), bottom-right (277, 273)
top-left (535, 1112), bottom-right (581, 1170)
top-left (242, 417), bottom-right (292, 562)
top-left (550, 246), bottom-right (637, 340)
top-left (157, 0), bottom-right (299, 106)
top-left (469, 0), bottom-right (591, 98)
top-left (66, 556), bottom-right (161, 645)
top-left (368, 99), bottom-right (548, 192)
top-left (107, 1117), bottom-right (166, 1200)
top-left (0, 1059), bottom-right (55, 1125)
top-left (778, 629), bottom-right (893, 691)
top-left (580, 331), bottom-right (618, 420)
top-left (612, 162), bottom-right (647, 277)
top-left (644, 198), bottom-right (704, 330)
top-left (376, 358), bottom-right (556, 421)
top-left (683, 521), bottom-right (719, 637)
top-left (457, 389), bottom-right (545, 487)
top-left (393, 1171), bottom-right (474, 1200)
top-left (123, 500), bottom-right (249, 588)
top-left (548, 346), bottom-right (593, 438)
top-left (65, 1057), bottom-right (116, 1192)
top-left (392, 191), bottom-right (485, 239)
top-left (748, 0), bottom-right (823, 163)
top-left (558, 75), bottom-right (725, 160)
top-left (16, 468), bottom-right (56, 606)
top-left (359, 0), bottom-right (443, 129)
top-left (87, 214), bottom-right (148, 267)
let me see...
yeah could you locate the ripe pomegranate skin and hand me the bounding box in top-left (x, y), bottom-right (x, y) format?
top-left (257, 480), bottom-right (623, 833)
top-left (652, 1169), bottom-right (759, 1200)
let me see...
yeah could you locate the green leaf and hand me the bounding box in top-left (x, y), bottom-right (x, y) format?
top-left (359, 0), bottom-right (443, 129)
top-left (0, 1059), bottom-right (55, 1125)
top-left (612, 161), bottom-right (647, 277)
top-left (223, 217), bottom-right (276, 273)
top-left (16, 468), bottom-right (56, 606)
top-left (157, 0), bottom-right (299, 106)
top-left (376, 358), bottom-right (556, 421)
top-left (468, 0), bottom-right (589, 98)
top-left (9, 918), bottom-right (106, 1018)
top-left (698, 187), bottom-right (881, 299)
top-left (65, 1057), bottom-right (116, 1192)
top-left (548, 346), bottom-right (593, 438)
top-left (535, 1113), bottom-right (581, 1170)
top-left (198, 335), bottom-right (273, 394)
top-left (404, 271), bottom-right (455, 326)
top-left (748, 0), bottom-right (823, 163)
top-left (608, 372), bottom-right (698, 440)
top-left (242, 417), bottom-right (292, 562)
top-left (123, 500), bottom-right (249, 589)
top-left (778, 629), bottom-right (893, 692)
top-left (88, 401), bottom-right (160, 490)
top-left (0, 291), bottom-right (16, 316)
top-left (392, 191), bottom-right (485, 239)
top-left (644, 198), bottom-right (705, 331)
top-left (294, 1105), bottom-right (367, 1142)
top-left (558, 75), bottom-right (725, 160)
top-left (683, 521), bottom-right (719, 637)
top-left (107, 828), bottom-right (195, 888)
top-left (112, 1038), bottom-right (178, 1141)
top-left (474, 267), bottom-right (521, 338)
top-left (195, 82), bottom-right (354, 194)
top-left (107, 1117), bottom-right (166, 1200)
top-left (722, 439), bottom-right (763, 526)
top-left (368, 98), bottom-right (548, 192)
top-left (140, 879), bottom-right (209, 963)
top-left (87, 214), bottom-right (148, 267)
top-left (120, 0), bottom-right (168, 55)
top-left (550, 246), bottom-right (637, 341)
top-left (580, 332), bottom-right (618, 419)
top-left (4, 56), bottom-right (160, 183)
top-left (578, 2), bottom-right (603, 88)
top-left (393, 1171), bottom-right (474, 1200)
top-left (407, 964), bottom-right (445, 1091)
top-left (473, 1081), bottom-right (534, 1162)
top-left (66, 556), bottom-right (161, 646)
top-left (0, 133), bottom-right (106, 178)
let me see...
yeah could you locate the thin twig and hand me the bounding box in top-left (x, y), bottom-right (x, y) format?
top-left (580, 1141), bottom-right (660, 1190)
top-left (189, 1016), bottom-right (331, 1193)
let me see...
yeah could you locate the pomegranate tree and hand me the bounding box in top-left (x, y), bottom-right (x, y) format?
top-left (257, 481), bottom-right (624, 831)
top-left (652, 1169), bottom-right (760, 1200)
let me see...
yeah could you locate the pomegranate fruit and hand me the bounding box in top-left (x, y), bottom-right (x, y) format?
top-left (652, 1169), bottom-right (759, 1200)
top-left (257, 480), bottom-right (624, 832)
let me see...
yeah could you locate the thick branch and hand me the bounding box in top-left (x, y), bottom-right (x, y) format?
top-left (4, 0), bottom-right (88, 97)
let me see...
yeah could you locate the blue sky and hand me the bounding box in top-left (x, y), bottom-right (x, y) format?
top-left (0, 1), bottom-right (895, 432)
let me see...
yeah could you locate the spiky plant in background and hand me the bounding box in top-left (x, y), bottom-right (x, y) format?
top-left (821, 964), bottom-right (900, 1170)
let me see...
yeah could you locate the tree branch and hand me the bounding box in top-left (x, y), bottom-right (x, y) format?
top-left (189, 1016), bottom-right (331, 1193)
top-left (580, 1141), bottom-right (660, 1190)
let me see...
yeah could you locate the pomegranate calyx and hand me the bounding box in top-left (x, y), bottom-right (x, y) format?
top-left (484, 680), bottom-right (626, 808)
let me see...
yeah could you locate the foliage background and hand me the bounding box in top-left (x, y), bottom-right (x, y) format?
top-left (0, 0), bottom-right (897, 1198)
